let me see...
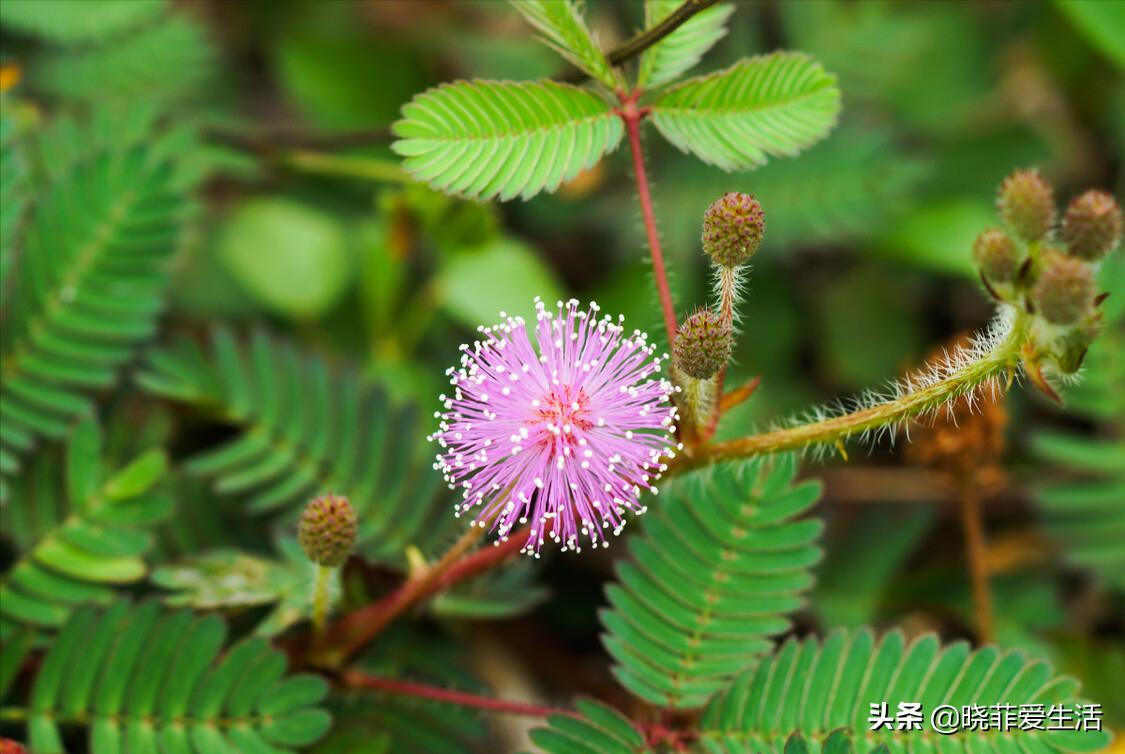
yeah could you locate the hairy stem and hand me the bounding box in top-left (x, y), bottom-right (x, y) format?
top-left (702, 265), bottom-right (741, 440)
top-left (958, 479), bottom-right (996, 643)
top-left (672, 317), bottom-right (1024, 472)
top-left (559, 0), bottom-right (724, 83)
top-left (280, 149), bottom-right (410, 183)
top-left (207, 124), bottom-right (394, 151)
top-left (340, 671), bottom-right (692, 749)
top-left (621, 100), bottom-right (679, 347)
top-left (310, 564), bottom-right (333, 643)
top-left (325, 523), bottom-right (483, 663)
top-left (322, 526), bottom-right (527, 664)
top-left (342, 670), bottom-right (567, 718)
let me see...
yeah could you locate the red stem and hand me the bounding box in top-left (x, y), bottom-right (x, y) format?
top-left (342, 670), bottom-right (694, 750)
top-left (343, 670), bottom-right (568, 718)
top-left (324, 532), bottom-right (528, 662)
top-left (620, 96), bottom-right (678, 348)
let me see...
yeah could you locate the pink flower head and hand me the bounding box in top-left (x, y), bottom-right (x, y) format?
top-left (431, 298), bottom-right (680, 556)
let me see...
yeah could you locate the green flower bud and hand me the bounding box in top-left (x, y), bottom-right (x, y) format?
top-left (997, 169), bottom-right (1055, 242)
top-left (298, 493), bottom-right (357, 567)
top-left (702, 192), bottom-right (764, 268)
top-left (972, 228), bottom-right (1018, 283)
top-left (1062, 190), bottom-right (1123, 261)
top-left (673, 308), bottom-right (733, 380)
top-left (1033, 254), bottom-right (1095, 326)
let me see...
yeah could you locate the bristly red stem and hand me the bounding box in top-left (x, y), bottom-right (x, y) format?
top-left (620, 94), bottom-right (679, 348)
top-left (342, 670), bottom-right (568, 718)
top-left (323, 529), bottom-right (527, 664)
top-left (341, 670), bottom-right (695, 750)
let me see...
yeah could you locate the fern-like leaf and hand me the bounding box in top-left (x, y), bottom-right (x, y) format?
top-left (392, 79), bottom-right (622, 201)
top-left (601, 456), bottom-right (823, 709)
top-left (509, 0), bottom-right (618, 88)
top-left (0, 0), bottom-right (164, 43)
top-left (152, 537), bottom-right (322, 637)
top-left (530, 698), bottom-right (652, 754)
top-left (649, 51), bottom-right (841, 172)
top-left (699, 629), bottom-right (1110, 754)
top-left (431, 558), bottom-right (548, 620)
top-left (0, 108), bottom-right (193, 496)
top-left (1032, 432), bottom-right (1125, 593)
top-left (31, 14), bottom-right (216, 105)
top-left (1031, 259), bottom-right (1125, 593)
top-left (637, 0), bottom-right (735, 89)
top-left (325, 627), bottom-right (490, 754)
top-left (0, 112), bottom-right (29, 319)
top-left (138, 327), bottom-right (450, 563)
top-left (0, 420), bottom-right (171, 642)
top-left (17, 600), bottom-right (331, 754)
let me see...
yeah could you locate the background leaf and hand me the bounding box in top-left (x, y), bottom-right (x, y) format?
top-left (1, 421), bottom-right (172, 642)
top-left (0, 0), bottom-right (164, 43)
top-left (218, 198), bottom-right (352, 319)
top-left (435, 237), bottom-right (567, 329)
top-left (0, 108), bottom-right (193, 497)
top-left (138, 327), bottom-right (453, 564)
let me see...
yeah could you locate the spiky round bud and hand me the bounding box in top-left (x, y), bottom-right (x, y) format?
top-left (298, 493), bottom-right (356, 567)
top-left (702, 192), bottom-right (764, 268)
top-left (673, 308), bottom-right (733, 380)
top-left (1033, 255), bottom-right (1095, 325)
top-left (997, 169), bottom-right (1055, 242)
top-left (972, 228), bottom-right (1019, 282)
top-left (1062, 190), bottom-right (1123, 261)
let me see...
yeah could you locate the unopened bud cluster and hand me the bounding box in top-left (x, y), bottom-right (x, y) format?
top-left (673, 194), bottom-right (766, 431)
top-left (972, 169), bottom-right (1121, 393)
top-left (298, 493), bottom-right (357, 567)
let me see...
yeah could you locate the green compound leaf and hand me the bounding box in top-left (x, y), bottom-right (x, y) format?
top-left (431, 558), bottom-right (548, 620)
top-left (638, 0), bottom-right (735, 89)
top-left (392, 79), bottom-right (622, 201)
top-left (0, 420), bottom-right (172, 643)
top-left (649, 51), bottom-right (841, 172)
top-left (1031, 259), bottom-right (1125, 593)
top-left (1054, 0), bottom-right (1125, 71)
top-left (1032, 437), bottom-right (1125, 593)
top-left (601, 456), bottom-right (823, 709)
top-left (0, 112), bottom-right (30, 317)
top-left (530, 698), bottom-right (652, 754)
top-left (509, 0), bottom-right (618, 88)
top-left (0, 0), bottom-right (164, 43)
top-left (698, 629), bottom-right (1111, 754)
top-left (20, 600), bottom-right (330, 754)
top-left (137, 327), bottom-right (451, 564)
top-left (0, 107), bottom-right (194, 498)
top-left (325, 627), bottom-right (490, 754)
top-left (152, 537), bottom-right (324, 637)
top-left (30, 13), bottom-right (217, 105)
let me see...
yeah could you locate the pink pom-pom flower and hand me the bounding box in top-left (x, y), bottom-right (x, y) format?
top-left (430, 298), bottom-right (680, 556)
